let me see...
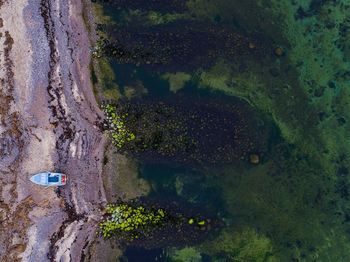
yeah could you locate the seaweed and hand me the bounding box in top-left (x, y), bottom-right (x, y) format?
top-left (94, 21), bottom-right (273, 72)
top-left (102, 96), bottom-right (271, 165)
top-left (92, 0), bottom-right (350, 260)
top-left (91, 0), bottom-right (188, 13)
top-left (98, 198), bottom-right (220, 249)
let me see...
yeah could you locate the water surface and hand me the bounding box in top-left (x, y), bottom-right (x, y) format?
top-left (92, 0), bottom-right (350, 261)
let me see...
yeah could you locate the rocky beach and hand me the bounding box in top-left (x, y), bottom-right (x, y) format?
top-left (0, 0), bottom-right (107, 261)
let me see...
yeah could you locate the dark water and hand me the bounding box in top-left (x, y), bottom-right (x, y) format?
top-left (93, 0), bottom-right (350, 261)
top-left (122, 247), bottom-right (165, 262)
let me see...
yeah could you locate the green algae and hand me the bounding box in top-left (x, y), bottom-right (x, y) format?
top-left (190, 0), bottom-right (350, 170)
top-left (195, 58), bottom-right (319, 155)
top-left (117, 9), bottom-right (191, 26)
top-left (98, 199), bottom-right (218, 249)
top-left (101, 97), bottom-right (270, 165)
top-left (99, 202), bottom-right (168, 239)
top-left (200, 227), bottom-right (276, 262)
top-left (187, 0), bottom-right (350, 257)
top-left (91, 0), bottom-right (350, 261)
top-left (267, 0), bottom-right (350, 169)
top-left (98, 59), bottom-right (121, 100)
top-left (92, 3), bottom-right (116, 24)
top-left (102, 104), bottom-right (136, 148)
top-left (90, 4), bottom-right (124, 102)
top-left (165, 0), bottom-right (350, 173)
top-left (168, 247), bottom-right (202, 262)
top-left (162, 72), bottom-right (192, 93)
top-left (102, 147), bottom-right (151, 203)
top-left (145, 11), bottom-right (190, 25)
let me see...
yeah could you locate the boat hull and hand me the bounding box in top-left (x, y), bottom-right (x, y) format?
top-left (30, 172), bottom-right (67, 186)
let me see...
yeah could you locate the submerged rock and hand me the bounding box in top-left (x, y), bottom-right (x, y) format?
top-left (249, 154), bottom-right (260, 165)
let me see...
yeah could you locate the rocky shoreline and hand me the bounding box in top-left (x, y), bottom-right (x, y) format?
top-left (0, 0), bottom-right (108, 261)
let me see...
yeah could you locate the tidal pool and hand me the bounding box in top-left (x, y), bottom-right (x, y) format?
top-left (92, 0), bottom-right (350, 261)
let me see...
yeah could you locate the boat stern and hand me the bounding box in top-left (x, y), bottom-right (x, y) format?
top-left (61, 174), bottom-right (67, 185)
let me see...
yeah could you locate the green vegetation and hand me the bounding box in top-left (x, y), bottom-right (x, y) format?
top-left (200, 227), bottom-right (277, 262)
top-left (101, 99), bottom-right (269, 164)
top-left (98, 199), bottom-right (217, 249)
top-left (161, 72), bottom-right (192, 93)
top-left (93, 0), bottom-right (350, 261)
top-left (99, 202), bottom-right (167, 239)
top-left (109, 9), bottom-right (191, 26)
top-left (182, 1), bottom-right (350, 257)
top-left (169, 247), bottom-right (202, 262)
top-left (102, 104), bottom-right (136, 148)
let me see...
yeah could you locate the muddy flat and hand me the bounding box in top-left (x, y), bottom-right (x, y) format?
top-left (0, 0), bottom-right (107, 261)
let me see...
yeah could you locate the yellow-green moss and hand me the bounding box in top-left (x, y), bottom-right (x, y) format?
top-left (99, 203), bottom-right (168, 239)
top-left (103, 104), bottom-right (135, 148)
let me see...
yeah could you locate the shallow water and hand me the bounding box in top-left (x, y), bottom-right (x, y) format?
top-left (93, 0), bottom-right (350, 261)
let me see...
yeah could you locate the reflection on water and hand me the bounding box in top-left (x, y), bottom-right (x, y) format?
top-left (92, 0), bottom-right (350, 261)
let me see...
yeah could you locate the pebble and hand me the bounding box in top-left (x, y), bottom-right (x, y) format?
top-left (274, 47), bottom-right (284, 56)
top-left (249, 154), bottom-right (260, 164)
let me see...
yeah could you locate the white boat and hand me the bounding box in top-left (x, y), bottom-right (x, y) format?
top-left (30, 172), bottom-right (67, 186)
